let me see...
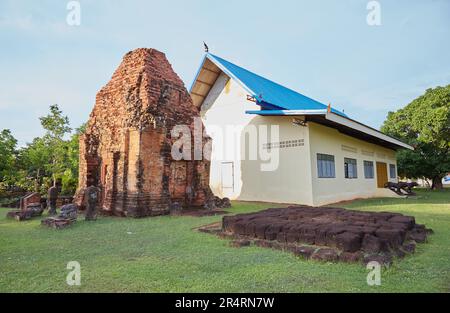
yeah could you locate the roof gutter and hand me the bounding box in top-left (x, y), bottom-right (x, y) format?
top-left (246, 109), bottom-right (327, 115)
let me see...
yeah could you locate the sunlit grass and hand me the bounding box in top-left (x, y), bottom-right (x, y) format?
top-left (0, 189), bottom-right (449, 292)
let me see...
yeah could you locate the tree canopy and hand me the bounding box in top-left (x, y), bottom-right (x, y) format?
top-left (0, 129), bottom-right (18, 181)
top-left (381, 85), bottom-right (450, 189)
top-left (0, 105), bottom-right (84, 196)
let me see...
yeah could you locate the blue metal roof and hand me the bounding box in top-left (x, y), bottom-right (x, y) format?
top-left (206, 53), bottom-right (347, 117)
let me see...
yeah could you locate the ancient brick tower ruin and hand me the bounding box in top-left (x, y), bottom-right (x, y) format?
top-left (75, 48), bottom-right (213, 217)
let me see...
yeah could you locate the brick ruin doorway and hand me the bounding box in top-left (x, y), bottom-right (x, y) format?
top-left (110, 152), bottom-right (120, 212)
top-left (99, 152), bottom-right (121, 213)
top-left (170, 161), bottom-right (189, 206)
top-left (101, 164), bottom-right (108, 206)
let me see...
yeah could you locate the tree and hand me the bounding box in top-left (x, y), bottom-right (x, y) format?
top-left (39, 104), bottom-right (72, 186)
top-left (60, 123), bottom-right (85, 195)
top-left (0, 105), bottom-right (85, 196)
top-left (381, 85), bottom-right (450, 189)
top-left (40, 104), bottom-right (72, 139)
top-left (0, 129), bottom-right (18, 182)
top-left (17, 137), bottom-right (51, 192)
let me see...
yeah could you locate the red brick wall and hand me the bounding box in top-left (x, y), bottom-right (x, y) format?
top-left (75, 48), bottom-right (212, 217)
top-left (20, 192), bottom-right (41, 211)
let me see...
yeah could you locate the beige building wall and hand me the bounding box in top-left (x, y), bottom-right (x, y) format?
top-left (200, 74), bottom-right (400, 206)
top-left (308, 122), bottom-right (398, 206)
top-left (238, 115), bottom-right (313, 205)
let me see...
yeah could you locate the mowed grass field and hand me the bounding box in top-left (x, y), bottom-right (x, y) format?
top-left (0, 189), bottom-right (449, 292)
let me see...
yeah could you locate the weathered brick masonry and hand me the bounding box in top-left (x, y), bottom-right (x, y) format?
top-left (75, 48), bottom-right (213, 217)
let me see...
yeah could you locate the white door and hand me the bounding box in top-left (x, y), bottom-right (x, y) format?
top-left (221, 162), bottom-right (234, 197)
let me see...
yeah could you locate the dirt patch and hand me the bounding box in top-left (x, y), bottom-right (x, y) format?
top-left (202, 206), bottom-right (433, 265)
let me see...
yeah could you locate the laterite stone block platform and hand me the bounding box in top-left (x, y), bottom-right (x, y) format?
top-left (218, 206), bottom-right (432, 265)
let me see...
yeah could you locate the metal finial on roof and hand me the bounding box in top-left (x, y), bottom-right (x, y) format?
top-left (203, 42), bottom-right (209, 53)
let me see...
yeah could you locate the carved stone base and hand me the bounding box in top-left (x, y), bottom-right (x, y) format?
top-left (41, 217), bottom-right (75, 229)
top-left (6, 203), bottom-right (44, 221)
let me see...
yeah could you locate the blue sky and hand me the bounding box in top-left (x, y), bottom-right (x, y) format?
top-left (1, 0), bottom-right (449, 146)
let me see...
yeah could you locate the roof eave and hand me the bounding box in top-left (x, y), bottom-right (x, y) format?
top-left (205, 53), bottom-right (256, 96)
top-left (189, 53), bottom-right (258, 108)
top-left (189, 54), bottom-right (208, 93)
top-left (324, 112), bottom-right (414, 150)
top-left (245, 109), bottom-right (413, 151)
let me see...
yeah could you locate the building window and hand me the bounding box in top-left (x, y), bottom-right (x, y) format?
top-left (389, 164), bottom-right (397, 179)
top-left (364, 160), bottom-right (374, 179)
top-left (344, 158), bottom-right (358, 179)
top-left (317, 154), bottom-right (335, 178)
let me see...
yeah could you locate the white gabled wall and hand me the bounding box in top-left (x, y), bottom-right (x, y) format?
top-left (201, 73), bottom-right (314, 205)
top-left (201, 72), bottom-right (258, 200)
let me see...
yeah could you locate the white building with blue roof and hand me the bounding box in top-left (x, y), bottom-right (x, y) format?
top-left (190, 53), bottom-right (413, 206)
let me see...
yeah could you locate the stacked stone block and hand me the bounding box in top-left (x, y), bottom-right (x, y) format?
top-left (221, 206), bottom-right (432, 264)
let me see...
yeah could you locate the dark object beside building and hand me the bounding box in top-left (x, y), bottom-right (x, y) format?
top-left (385, 181), bottom-right (419, 196)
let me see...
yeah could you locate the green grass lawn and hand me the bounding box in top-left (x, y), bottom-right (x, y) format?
top-left (0, 189), bottom-right (449, 292)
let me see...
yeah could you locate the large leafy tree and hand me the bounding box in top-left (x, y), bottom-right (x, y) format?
top-left (381, 85), bottom-right (450, 189)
